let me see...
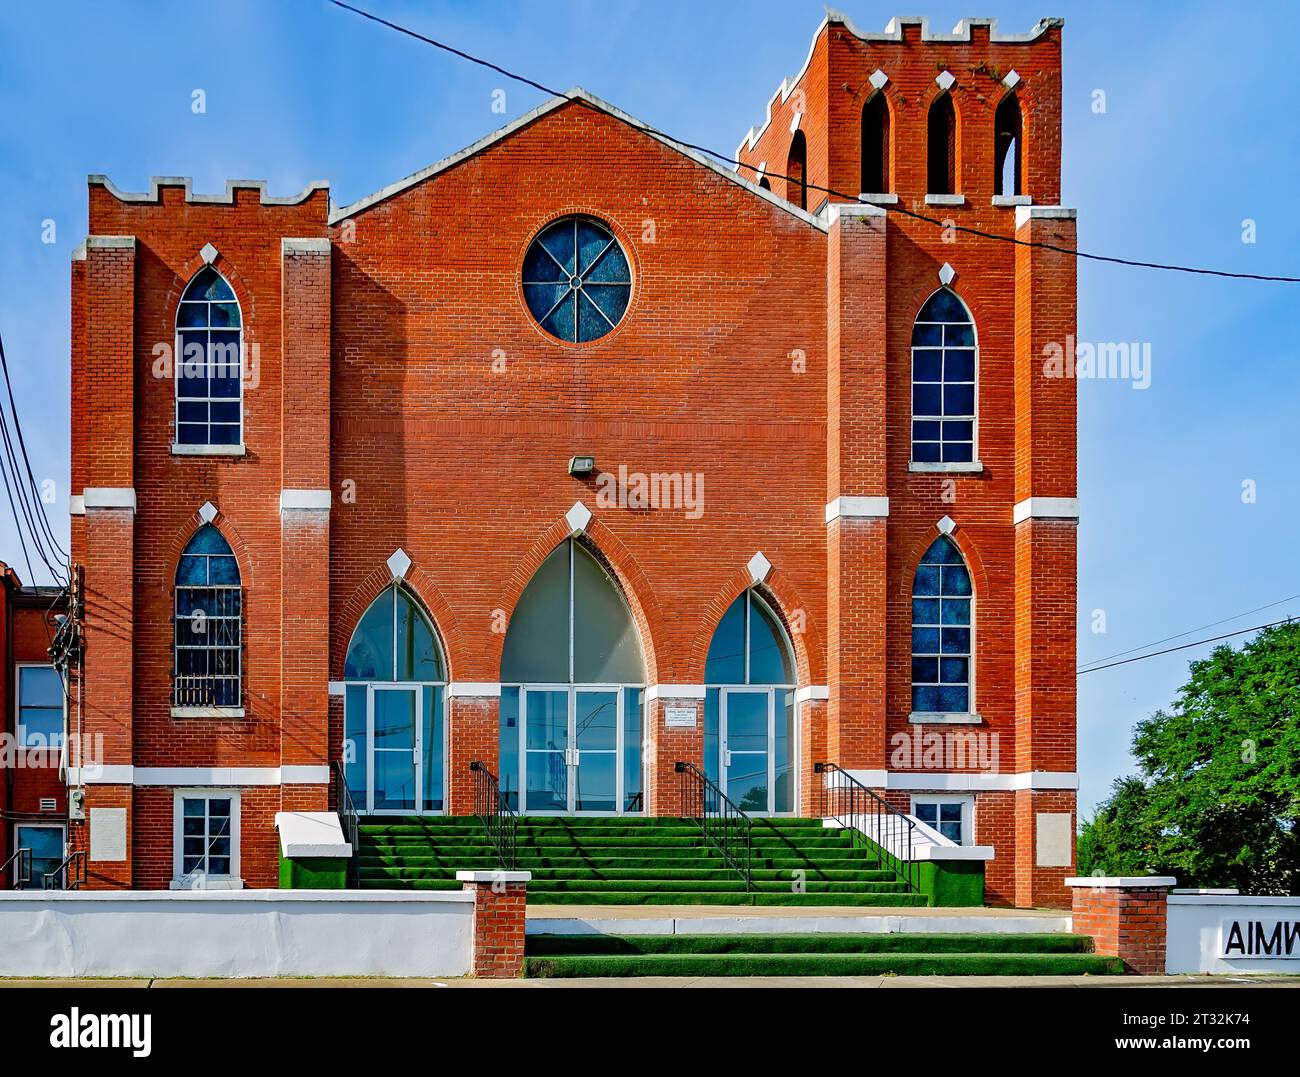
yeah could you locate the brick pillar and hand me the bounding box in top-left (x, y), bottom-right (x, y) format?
top-left (646, 693), bottom-right (703, 816)
top-left (458, 870), bottom-right (531, 978)
top-left (280, 238), bottom-right (332, 818)
top-left (449, 694), bottom-right (499, 816)
top-left (825, 204), bottom-right (888, 777)
top-left (1012, 207), bottom-right (1078, 908)
top-left (71, 236), bottom-right (137, 890)
top-left (1067, 876), bottom-right (1175, 974)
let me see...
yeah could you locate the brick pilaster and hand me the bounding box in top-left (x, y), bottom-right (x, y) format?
top-left (1068, 877), bottom-right (1174, 974)
top-left (459, 871), bottom-right (530, 978)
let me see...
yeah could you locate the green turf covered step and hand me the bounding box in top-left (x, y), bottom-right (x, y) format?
top-left (523, 891), bottom-right (929, 906)
top-left (525, 933), bottom-right (1095, 956)
top-left (523, 951), bottom-right (1124, 978)
top-left (357, 855), bottom-right (883, 873)
top-left (357, 865), bottom-right (896, 883)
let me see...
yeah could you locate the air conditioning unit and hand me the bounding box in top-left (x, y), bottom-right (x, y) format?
top-left (68, 789), bottom-right (86, 820)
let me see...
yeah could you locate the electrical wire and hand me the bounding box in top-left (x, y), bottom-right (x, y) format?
top-left (326, 0), bottom-right (1300, 284)
top-left (1076, 617), bottom-right (1295, 675)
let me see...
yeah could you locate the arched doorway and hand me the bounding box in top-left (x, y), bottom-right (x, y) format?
top-left (703, 589), bottom-right (798, 815)
top-left (499, 539), bottom-right (646, 815)
top-left (342, 585), bottom-right (448, 814)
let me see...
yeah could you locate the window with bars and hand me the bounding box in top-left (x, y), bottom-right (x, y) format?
top-left (911, 535), bottom-right (973, 715)
top-left (911, 287), bottom-right (977, 464)
top-left (173, 525), bottom-right (242, 709)
top-left (176, 266), bottom-right (243, 447)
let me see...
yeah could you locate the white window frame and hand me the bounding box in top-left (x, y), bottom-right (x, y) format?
top-left (909, 287), bottom-right (981, 472)
top-left (172, 267), bottom-right (246, 455)
top-left (909, 546), bottom-right (976, 723)
top-left (11, 822), bottom-right (65, 889)
top-left (910, 793), bottom-right (975, 846)
top-left (15, 662), bottom-right (65, 750)
top-left (170, 789), bottom-right (242, 890)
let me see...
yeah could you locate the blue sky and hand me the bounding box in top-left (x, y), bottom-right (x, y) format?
top-left (0, 1), bottom-right (1296, 813)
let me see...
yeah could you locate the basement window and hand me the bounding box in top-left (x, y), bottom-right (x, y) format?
top-left (911, 794), bottom-right (973, 845)
top-left (171, 790), bottom-right (241, 889)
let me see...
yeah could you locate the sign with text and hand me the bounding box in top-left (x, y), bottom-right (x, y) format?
top-left (664, 706), bottom-right (696, 728)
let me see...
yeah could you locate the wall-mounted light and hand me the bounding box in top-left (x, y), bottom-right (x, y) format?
top-left (568, 455), bottom-right (596, 477)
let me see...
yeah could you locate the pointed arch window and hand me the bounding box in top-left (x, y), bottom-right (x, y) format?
top-left (911, 536), bottom-right (973, 716)
top-left (499, 540), bottom-right (645, 815)
top-left (927, 93), bottom-right (957, 195)
top-left (176, 266), bottom-right (243, 449)
top-left (703, 590), bottom-right (797, 815)
top-left (343, 585), bottom-right (448, 814)
top-left (173, 525), bottom-right (242, 711)
top-left (786, 131), bottom-right (808, 211)
top-left (911, 288), bottom-right (977, 465)
top-left (861, 92), bottom-right (891, 194)
top-left (995, 93), bottom-right (1023, 196)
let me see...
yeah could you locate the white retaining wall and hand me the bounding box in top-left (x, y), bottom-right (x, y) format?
top-left (1166, 893), bottom-right (1300, 975)
top-left (0, 889), bottom-right (474, 978)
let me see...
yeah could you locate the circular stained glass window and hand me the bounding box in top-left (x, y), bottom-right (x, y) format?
top-left (522, 217), bottom-right (631, 343)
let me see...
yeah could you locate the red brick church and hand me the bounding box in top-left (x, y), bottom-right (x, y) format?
top-left (60, 11), bottom-right (1078, 907)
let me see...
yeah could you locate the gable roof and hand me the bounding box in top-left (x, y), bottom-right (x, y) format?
top-left (328, 87), bottom-right (827, 231)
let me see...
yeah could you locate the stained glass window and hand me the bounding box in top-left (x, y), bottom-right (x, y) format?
top-left (911, 535), bottom-right (972, 714)
top-left (174, 525), bottom-right (241, 708)
top-left (176, 266), bottom-right (242, 447)
top-left (911, 288), bottom-right (976, 464)
top-left (522, 217), bottom-right (631, 343)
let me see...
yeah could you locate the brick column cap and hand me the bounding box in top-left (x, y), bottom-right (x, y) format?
top-left (457, 870), bottom-right (532, 884)
top-left (1065, 876), bottom-right (1176, 889)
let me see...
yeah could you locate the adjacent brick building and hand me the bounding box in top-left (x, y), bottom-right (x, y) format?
top-left (64, 12), bottom-right (1078, 906)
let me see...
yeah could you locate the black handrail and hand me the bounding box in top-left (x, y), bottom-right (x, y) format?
top-left (43, 850), bottom-right (86, 891)
top-left (470, 760), bottom-right (517, 871)
top-left (814, 762), bottom-right (920, 893)
top-left (2, 847), bottom-right (32, 889)
top-left (675, 761), bottom-right (752, 890)
top-left (330, 761), bottom-right (361, 888)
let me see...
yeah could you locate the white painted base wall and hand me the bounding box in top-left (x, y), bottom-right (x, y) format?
top-left (0, 890), bottom-right (474, 978)
top-left (1166, 893), bottom-right (1300, 974)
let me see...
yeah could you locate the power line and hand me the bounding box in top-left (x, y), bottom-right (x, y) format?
top-left (1078, 591), bottom-right (1300, 671)
top-left (1076, 617), bottom-right (1295, 675)
top-left (326, 0), bottom-right (1300, 284)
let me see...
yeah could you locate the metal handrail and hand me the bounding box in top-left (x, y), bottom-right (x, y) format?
top-left (2, 847), bottom-right (32, 888)
top-left (814, 762), bottom-right (920, 893)
top-left (43, 850), bottom-right (86, 891)
top-left (469, 760), bottom-right (518, 871)
top-left (330, 761), bottom-right (361, 888)
top-left (675, 760), bottom-right (752, 890)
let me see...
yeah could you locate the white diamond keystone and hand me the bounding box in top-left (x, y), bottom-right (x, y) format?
top-left (199, 243), bottom-right (219, 265)
top-left (869, 69), bottom-right (889, 91)
top-left (939, 263), bottom-right (956, 286)
top-left (565, 501), bottom-right (593, 535)
top-left (936, 70), bottom-right (955, 92)
top-left (747, 551), bottom-right (773, 585)
top-left (1003, 69), bottom-right (1021, 90)
top-left (937, 516), bottom-right (957, 535)
top-left (198, 501), bottom-right (218, 524)
top-left (387, 548), bottom-right (412, 581)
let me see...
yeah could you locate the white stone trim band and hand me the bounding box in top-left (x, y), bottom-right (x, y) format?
top-left (279, 489), bottom-right (332, 512)
top-left (447, 682), bottom-right (502, 698)
top-left (795, 685), bottom-right (830, 703)
top-left (645, 685), bottom-right (707, 701)
top-left (1013, 497), bottom-right (1080, 524)
top-left (281, 237), bottom-right (331, 254)
top-left (89, 174), bottom-right (328, 207)
top-left (826, 496), bottom-right (889, 522)
top-left (1015, 205), bottom-right (1078, 228)
top-left (840, 770), bottom-right (1079, 792)
top-left (1064, 876), bottom-right (1176, 889)
top-left (81, 487), bottom-right (136, 511)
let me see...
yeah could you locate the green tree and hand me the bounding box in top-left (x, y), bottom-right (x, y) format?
top-left (1078, 623), bottom-right (1300, 894)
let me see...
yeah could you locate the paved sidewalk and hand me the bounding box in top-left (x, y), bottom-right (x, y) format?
top-left (3, 974), bottom-right (1297, 988)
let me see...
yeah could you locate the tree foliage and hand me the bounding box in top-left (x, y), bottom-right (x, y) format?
top-left (1077, 623), bottom-right (1300, 894)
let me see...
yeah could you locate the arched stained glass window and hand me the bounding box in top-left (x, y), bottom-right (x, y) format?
top-left (173, 525), bottom-right (242, 709)
top-left (343, 586), bottom-right (447, 815)
top-left (911, 288), bottom-right (977, 465)
top-left (911, 536), bottom-right (973, 715)
top-left (522, 217), bottom-right (631, 344)
top-left (176, 266), bottom-right (242, 448)
top-left (704, 591), bottom-right (795, 686)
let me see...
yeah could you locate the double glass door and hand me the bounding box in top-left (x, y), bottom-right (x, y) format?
top-left (521, 687), bottom-right (624, 814)
top-left (360, 683), bottom-right (445, 814)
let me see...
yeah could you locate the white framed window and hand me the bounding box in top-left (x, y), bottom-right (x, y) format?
top-left (910, 286), bottom-right (977, 466)
top-left (174, 265), bottom-right (244, 452)
top-left (173, 524), bottom-right (243, 715)
top-left (16, 663), bottom-right (64, 749)
top-left (911, 794), bottom-right (974, 846)
top-left (171, 789), bottom-right (241, 889)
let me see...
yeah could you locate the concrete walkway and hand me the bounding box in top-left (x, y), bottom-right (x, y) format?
top-left (3, 974), bottom-right (1297, 988)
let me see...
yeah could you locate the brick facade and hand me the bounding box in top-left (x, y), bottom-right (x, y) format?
top-left (64, 13), bottom-right (1078, 906)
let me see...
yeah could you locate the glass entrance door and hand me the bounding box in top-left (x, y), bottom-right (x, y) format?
top-left (721, 689), bottom-right (773, 814)
top-left (371, 685), bottom-right (420, 812)
top-left (524, 689), bottom-right (569, 812)
top-left (574, 690), bottom-right (618, 812)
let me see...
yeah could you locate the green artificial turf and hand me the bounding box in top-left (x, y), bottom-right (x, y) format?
top-left (525, 932), bottom-right (1094, 956)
